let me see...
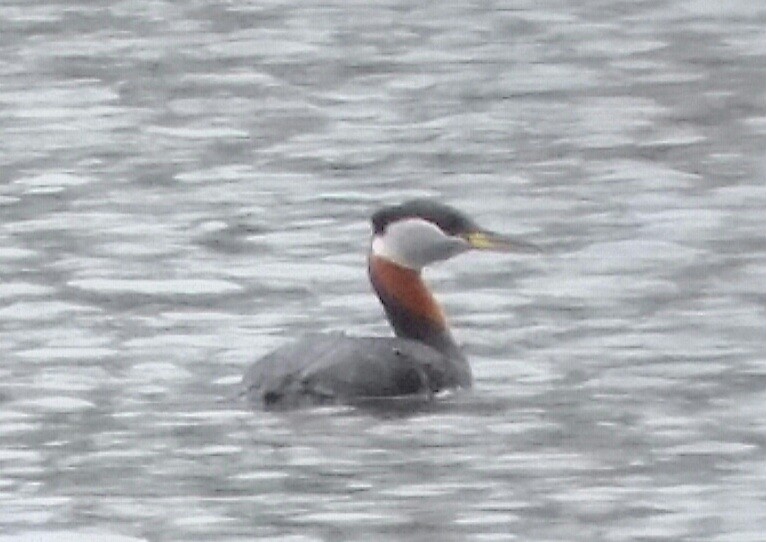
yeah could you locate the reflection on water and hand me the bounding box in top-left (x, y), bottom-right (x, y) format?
top-left (1, 0), bottom-right (765, 540)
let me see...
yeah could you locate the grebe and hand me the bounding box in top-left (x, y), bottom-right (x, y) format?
top-left (244, 199), bottom-right (538, 408)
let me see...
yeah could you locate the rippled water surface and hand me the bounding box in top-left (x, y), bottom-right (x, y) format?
top-left (2, 1), bottom-right (765, 540)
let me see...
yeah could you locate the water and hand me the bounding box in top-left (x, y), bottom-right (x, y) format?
top-left (1, 1), bottom-right (765, 540)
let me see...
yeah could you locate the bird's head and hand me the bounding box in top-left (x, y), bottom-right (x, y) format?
top-left (370, 199), bottom-right (539, 270)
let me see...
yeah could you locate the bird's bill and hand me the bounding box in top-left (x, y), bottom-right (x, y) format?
top-left (464, 230), bottom-right (541, 254)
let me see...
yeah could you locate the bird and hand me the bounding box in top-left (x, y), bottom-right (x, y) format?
top-left (243, 199), bottom-right (538, 409)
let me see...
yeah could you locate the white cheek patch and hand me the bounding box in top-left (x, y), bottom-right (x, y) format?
top-left (371, 234), bottom-right (399, 263)
top-left (371, 218), bottom-right (467, 269)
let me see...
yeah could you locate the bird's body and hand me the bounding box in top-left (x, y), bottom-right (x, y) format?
top-left (243, 334), bottom-right (456, 408)
top-left (244, 199), bottom-right (537, 409)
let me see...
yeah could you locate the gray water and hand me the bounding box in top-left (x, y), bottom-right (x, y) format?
top-left (1, 1), bottom-right (765, 541)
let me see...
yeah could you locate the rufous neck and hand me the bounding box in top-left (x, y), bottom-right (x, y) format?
top-left (368, 254), bottom-right (459, 356)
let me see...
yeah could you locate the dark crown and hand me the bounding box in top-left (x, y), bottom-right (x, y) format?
top-left (371, 199), bottom-right (478, 236)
